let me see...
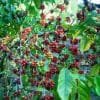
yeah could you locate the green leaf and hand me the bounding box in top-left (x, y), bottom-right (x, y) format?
top-left (80, 36), bottom-right (94, 53)
top-left (34, 0), bottom-right (41, 9)
top-left (89, 64), bottom-right (100, 76)
top-left (28, 5), bottom-right (39, 16)
top-left (57, 68), bottom-right (75, 100)
top-left (94, 76), bottom-right (100, 96)
top-left (22, 75), bottom-right (29, 86)
top-left (78, 81), bottom-right (90, 100)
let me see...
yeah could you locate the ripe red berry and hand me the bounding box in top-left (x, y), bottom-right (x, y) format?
top-left (77, 10), bottom-right (85, 21)
top-left (64, 54), bottom-right (69, 59)
top-left (4, 96), bottom-right (10, 100)
top-left (41, 95), bottom-right (54, 100)
top-left (69, 45), bottom-right (78, 55)
top-left (20, 59), bottom-right (27, 67)
top-left (21, 27), bottom-right (32, 37)
top-left (62, 35), bottom-right (67, 41)
top-left (78, 70), bottom-right (84, 74)
top-left (0, 44), bottom-right (8, 52)
top-left (49, 41), bottom-right (58, 48)
top-left (88, 54), bottom-right (96, 60)
top-left (59, 44), bottom-right (65, 49)
top-left (13, 90), bottom-right (21, 97)
top-left (45, 71), bottom-right (52, 79)
top-left (34, 54), bottom-right (39, 59)
top-left (70, 60), bottom-right (80, 69)
top-left (56, 16), bottom-right (61, 21)
top-left (57, 4), bottom-right (65, 11)
top-left (32, 80), bottom-right (39, 86)
top-left (31, 61), bottom-right (37, 68)
top-left (55, 26), bottom-right (64, 36)
top-left (50, 66), bottom-right (59, 74)
top-left (71, 38), bottom-right (79, 45)
top-left (41, 13), bottom-right (46, 20)
top-left (51, 57), bottom-right (58, 63)
top-left (12, 69), bottom-right (18, 74)
top-left (40, 4), bottom-right (45, 10)
top-left (24, 49), bottom-right (30, 55)
top-left (43, 40), bottom-right (49, 45)
top-left (43, 79), bottom-right (55, 90)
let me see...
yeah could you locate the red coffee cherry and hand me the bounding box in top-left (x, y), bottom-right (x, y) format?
top-left (41, 13), bottom-right (46, 20)
top-left (0, 44), bottom-right (8, 52)
top-left (43, 40), bottom-right (49, 45)
top-left (34, 54), bottom-right (39, 59)
top-left (64, 54), bottom-right (69, 59)
top-left (41, 95), bottom-right (54, 100)
top-left (69, 45), bottom-right (78, 55)
top-left (45, 71), bottom-right (52, 79)
top-left (71, 38), bottom-right (79, 45)
top-left (50, 66), bottom-right (59, 74)
top-left (62, 35), bottom-right (67, 41)
top-left (51, 57), bottom-right (58, 63)
top-left (13, 90), bottom-right (21, 97)
top-left (31, 61), bottom-right (37, 68)
top-left (43, 79), bottom-right (55, 90)
top-left (40, 4), bottom-right (45, 10)
top-left (77, 10), bottom-right (85, 21)
top-left (78, 70), bottom-right (84, 74)
top-left (32, 80), bottom-right (39, 86)
top-left (57, 4), bottom-right (65, 11)
top-left (55, 26), bottom-right (64, 36)
top-left (24, 49), bottom-right (30, 55)
top-left (88, 54), bottom-right (96, 60)
top-left (12, 69), bottom-right (18, 74)
top-left (20, 59), bottom-right (28, 67)
top-left (56, 16), bottom-right (61, 21)
top-left (70, 60), bottom-right (80, 69)
top-left (59, 44), bottom-right (65, 49)
top-left (4, 96), bottom-right (10, 100)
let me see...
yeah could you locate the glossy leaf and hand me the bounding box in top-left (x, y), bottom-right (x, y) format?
top-left (94, 76), bottom-right (100, 96)
top-left (34, 0), bottom-right (41, 9)
top-left (89, 64), bottom-right (100, 76)
top-left (80, 36), bottom-right (94, 53)
top-left (78, 81), bottom-right (91, 100)
top-left (57, 68), bottom-right (75, 100)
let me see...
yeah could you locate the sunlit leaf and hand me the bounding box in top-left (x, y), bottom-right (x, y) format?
top-left (57, 68), bottom-right (75, 100)
top-left (94, 76), bottom-right (100, 96)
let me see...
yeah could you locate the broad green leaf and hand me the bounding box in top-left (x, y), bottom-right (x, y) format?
top-left (34, 0), bottom-right (41, 9)
top-left (80, 36), bottom-right (94, 53)
top-left (94, 76), bottom-right (100, 96)
top-left (89, 64), bottom-right (100, 76)
top-left (57, 68), bottom-right (75, 100)
top-left (72, 30), bottom-right (80, 39)
top-left (78, 81), bottom-right (90, 100)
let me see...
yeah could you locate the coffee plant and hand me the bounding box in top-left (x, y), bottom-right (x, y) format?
top-left (0, 0), bottom-right (100, 100)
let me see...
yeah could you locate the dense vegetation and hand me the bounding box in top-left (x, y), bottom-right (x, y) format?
top-left (0, 0), bottom-right (100, 100)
